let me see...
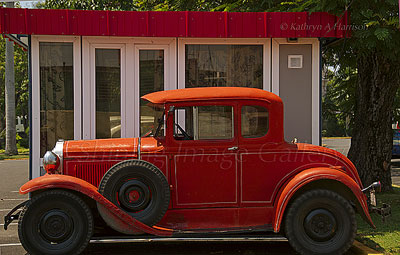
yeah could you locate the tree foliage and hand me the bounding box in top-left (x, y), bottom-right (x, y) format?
top-left (0, 37), bottom-right (29, 148)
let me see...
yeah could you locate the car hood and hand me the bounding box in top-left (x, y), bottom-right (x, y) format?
top-left (63, 137), bottom-right (164, 158)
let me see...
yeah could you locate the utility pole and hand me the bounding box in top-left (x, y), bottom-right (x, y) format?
top-left (5, 1), bottom-right (18, 155)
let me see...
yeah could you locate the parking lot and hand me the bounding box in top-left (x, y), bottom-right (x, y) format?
top-left (1, 137), bottom-right (395, 254)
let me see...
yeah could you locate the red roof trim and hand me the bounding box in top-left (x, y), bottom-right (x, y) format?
top-left (0, 8), bottom-right (349, 38)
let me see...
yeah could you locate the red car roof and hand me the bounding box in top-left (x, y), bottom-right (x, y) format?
top-left (142, 87), bottom-right (282, 104)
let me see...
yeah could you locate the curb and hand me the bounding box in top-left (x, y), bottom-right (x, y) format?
top-left (3, 158), bottom-right (29, 160)
top-left (350, 241), bottom-right (383, 255)
top-left (322, 137), bottom-right (351, 140)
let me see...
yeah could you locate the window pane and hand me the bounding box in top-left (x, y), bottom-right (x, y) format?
top-left (185, 45), bottom-right (263, 88)
top-left (173, 107), bottom-right (194, 140)
top-left (198, 106), bottom-right (233, 140)
top-left (139, 50), bottom-right (164, 136)
top-left (241, 105), bottom-right (269, 138)
top-left (39, 42), bottom-right (74, 157)
top-left (96, 49), bottom-right (121, 139)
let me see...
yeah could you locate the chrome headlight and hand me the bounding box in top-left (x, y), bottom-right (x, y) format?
top-left (43, 140), bottom-right (64, 174)
top-left (43, 151), bottom-right (60, 174)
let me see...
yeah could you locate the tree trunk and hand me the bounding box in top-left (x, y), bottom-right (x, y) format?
top-left (5, 36), bottom-right (18, 155)
top-left (347, 51), bottom-right (400, 191)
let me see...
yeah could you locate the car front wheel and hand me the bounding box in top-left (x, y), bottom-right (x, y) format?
top-left (18, 190), bottom-right (93, 255)
top-left (284, 189), bottom-right (356, 255)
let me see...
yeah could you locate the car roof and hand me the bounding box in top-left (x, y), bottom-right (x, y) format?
top-left (142, 87), bottom-right (282, 104)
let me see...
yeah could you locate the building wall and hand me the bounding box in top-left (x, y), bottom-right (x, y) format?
top-left (31, 35), bottom-right (320, 178)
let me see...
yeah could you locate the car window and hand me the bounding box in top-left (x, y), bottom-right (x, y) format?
top-left (241, 105), bottom-right (269, 138)
top-left (173, 105), bottom-right (233, 140)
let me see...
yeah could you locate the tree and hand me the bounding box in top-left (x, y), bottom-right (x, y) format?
top-left (3, 1), bottom-right (17, 155)
top-left (307, 0), bottom-right (400, 191)
top-left (4, 35), bottom-right (17, 155)
top-left (0, 2), bottom-right (28, 152)
top-left (322, 67), bottom-right (356, 137)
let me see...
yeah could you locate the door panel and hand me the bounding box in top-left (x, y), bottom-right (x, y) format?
top-left (174, 154), bottom-right (238, 206)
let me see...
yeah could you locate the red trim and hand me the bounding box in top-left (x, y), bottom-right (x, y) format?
top-left (0, 7), bottom-right (349, 38)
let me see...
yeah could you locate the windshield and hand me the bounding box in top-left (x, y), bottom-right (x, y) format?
top-left (141, 102), bottom-right (165, 137)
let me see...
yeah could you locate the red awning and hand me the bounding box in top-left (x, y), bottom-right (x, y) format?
top-left (0, 8), bottom-right (349, 38)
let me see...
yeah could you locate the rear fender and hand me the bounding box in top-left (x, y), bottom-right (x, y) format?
top-left (273, 168), bottom-right (374, 233)
top-left (20, 174), bottom-right (172, 237)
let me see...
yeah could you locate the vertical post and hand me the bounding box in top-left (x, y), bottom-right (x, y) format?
top-left (5, 1), bottom-right (18, 155)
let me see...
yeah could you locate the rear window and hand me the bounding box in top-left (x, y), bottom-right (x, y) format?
top-left (241, 105), bottom-right (269, 138)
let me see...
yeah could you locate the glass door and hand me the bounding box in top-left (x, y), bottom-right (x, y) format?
top-left (135, 45), bottom-right (173, 137)
top-left (83, 40), bottom-right (175, 140)
top-left (95, 49), bottom-right (122, 139)
top-left (83, 43), bottom-right (127, 139)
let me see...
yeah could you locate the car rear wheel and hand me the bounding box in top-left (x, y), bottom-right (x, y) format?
top-left (18, 190), bottom-right (93, 255)
top-left (97, 160), bottom-right (170, 235)
top-left (284, 189), bottom-right (356, 255)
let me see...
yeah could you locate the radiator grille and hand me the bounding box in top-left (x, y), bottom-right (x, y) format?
top-left (73, 162), bottom-right (115, 187)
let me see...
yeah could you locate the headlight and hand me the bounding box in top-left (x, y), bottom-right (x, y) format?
top-left (43, 151), bottom-right (60, 174)
top-left (43, 140), bottom-right (64, 175)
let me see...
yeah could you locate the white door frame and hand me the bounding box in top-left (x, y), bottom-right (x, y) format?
top-left (31, 35), bottom-right (81, 179)
top-left (177, 38), bottom-right (271, 92)
top-left (82, 37), bottom-right (176, 138)
top-left (272, 38), bottom-right (320, 145)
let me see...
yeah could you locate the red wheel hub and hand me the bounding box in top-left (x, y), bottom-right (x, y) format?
top-left (128, 190), bottom-right (140, 202)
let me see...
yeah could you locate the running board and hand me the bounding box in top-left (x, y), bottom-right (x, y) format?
top-left (90, 236), bottom-right (288, 244)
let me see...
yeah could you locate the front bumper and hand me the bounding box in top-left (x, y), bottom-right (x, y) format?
top-left (362, 181), bottom-right (391, 222)
top-left (3, 200), bottom-right (28, 230)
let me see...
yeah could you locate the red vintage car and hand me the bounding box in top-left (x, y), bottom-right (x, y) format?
top-left (4, 87), bottom-right (388, 255)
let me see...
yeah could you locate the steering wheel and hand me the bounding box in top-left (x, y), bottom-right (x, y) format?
top-left (174, 123), bottom-right (191, 140)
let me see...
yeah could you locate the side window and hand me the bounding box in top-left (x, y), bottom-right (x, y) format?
top-left (241, 105), bottom-right (269, 138)
top-left (173, 105), bottom-right (234, 140)
top-left (198, 106), bottom-right (233, 139)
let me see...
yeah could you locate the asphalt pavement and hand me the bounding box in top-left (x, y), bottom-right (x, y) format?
top-left (0, 139), bottom-right (394, 255)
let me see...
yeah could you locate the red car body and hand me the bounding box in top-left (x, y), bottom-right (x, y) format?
top-left (8, 87), bottom-right (381, 255)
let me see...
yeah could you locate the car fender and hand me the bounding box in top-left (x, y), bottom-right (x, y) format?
top-left (273, 167), bottom-right (374, 233)
top-left (19, 174), bottom-right (173, 237)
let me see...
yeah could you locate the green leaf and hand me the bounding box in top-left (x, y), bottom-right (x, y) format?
top-left (374, 27), bottom-right (390, 41)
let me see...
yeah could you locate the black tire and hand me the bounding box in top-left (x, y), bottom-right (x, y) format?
top-left (97, 160), bottom-right (170, 235)
top-left (18, 190), bottom-right (93, 255)
top-left (284, 189), bottom-right (356, 255)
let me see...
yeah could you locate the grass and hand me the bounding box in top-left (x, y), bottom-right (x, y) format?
top-left (0, 148), bottom-right (29, 160)
top-left (356, 185), bottom-right (400, 254)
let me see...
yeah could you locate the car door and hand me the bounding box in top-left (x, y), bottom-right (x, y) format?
top-left (238, 101), bottom-right (275, 207)
top-left (168, 101), bottom-right (239, 209)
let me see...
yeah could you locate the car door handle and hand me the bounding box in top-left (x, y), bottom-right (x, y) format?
top-left (227, 146), bottom-right (238, 151)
